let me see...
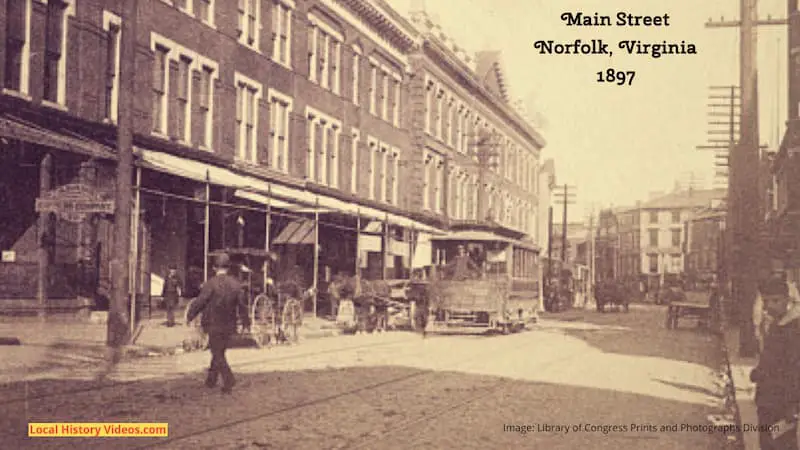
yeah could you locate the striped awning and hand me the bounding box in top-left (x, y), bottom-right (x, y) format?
top-left (273, 220), bottom-right (315, 245)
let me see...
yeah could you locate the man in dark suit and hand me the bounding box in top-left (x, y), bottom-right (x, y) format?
top-left (750, 275), bottom-right (800, 450)
top-left (186, 253), bottom-right (251, 394)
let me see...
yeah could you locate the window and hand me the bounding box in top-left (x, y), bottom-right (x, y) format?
top-left (379, 145), bottom-right (388, 201)
top-left (238, 0), bottom-right (259, 49)
top-left (4, 0), bottom-right (28, 93)
top-left (381, 68), bottom-right (389, 120)
top-left (152, 45), bottom-right (169, 133)
top-left (649, 211), bottom-right (658, 224)
top-left (434, 156), bottom-right (444, 213)
top-left (235, 73), bottom-right (262, 163)
top-left (305, 107), bottom-right (342, 187)
top-left (368, 139), bottom-right (378, 200)
top-left (103, 12), bottom-right (121, 122)
top-left (351, 129), bottom-right (360, 193)
top-left (351, 47), bottom-right (361, 105)
top-left (195, 65), bottom-right (216, 149)
top-left (392, 76), bottom-right (400, 127)
top-left (671, 229), bottom-right (681, 247)
top-left (308, 16), bottom-right (342, 94)
top-left (649, 229), bottom-right (658, 247)
top-left (196, 0), bottom-right (213, 24)
top-left (671, 211), bottom-right (681, 223)
top-left (268, 89), bottom-right (292, 173)
top-left (423, 152), bottom-right (432, 210)
top-left (43, 0), bottom-right (71, 105)
top-left (390, 149), bottom-right (400, 205)
top-left (173, 56), bottom-right (192, 142)
top-left (648, 254), bottom-right (658, 273)
top-left (424, 79), bottom-right (434, 133)
top-left (435, 89), bottom-right (445, 139)
top-left (271, 0), bottom-right (293, 66)
top-left (369, 61), bottom-right (377, 114)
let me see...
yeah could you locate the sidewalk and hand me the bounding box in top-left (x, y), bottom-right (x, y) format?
top-left (723, 323), bottom-right (759, 450)
top-left (0, 306), bottom-right (341, 379)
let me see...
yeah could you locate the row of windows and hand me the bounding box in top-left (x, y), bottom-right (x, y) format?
top-left (421, 150), bottom-right (533, 232)
top-left (423, 74), bottom-right (537, 192)
top-left (648, 210), bottom-right (682, 224)
top-left (647, 229), bottom-right (682, 247)
top-left (4, 0), bottom-right (74, 105)
top-left (647, 253), bottom-right (683, 273)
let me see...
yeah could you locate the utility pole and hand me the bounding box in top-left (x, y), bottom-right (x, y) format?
top-left (587, 206), bottom-right (596, 308)
top-left (107, 0), bottom-right (138, 349)
top-left (553, 184), bottom-right (576, 262)
top-left (704, 1), bottom-right (784, 357)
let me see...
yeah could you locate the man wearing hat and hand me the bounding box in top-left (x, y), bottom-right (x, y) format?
top-left (446, 245), bottom-right (481, 281)
top-left (161, 265), bottom-right (182, 327)
top-left (186, 253), bottom-right (251, 394)
top-left (750, 274), bottom-right (800, 450)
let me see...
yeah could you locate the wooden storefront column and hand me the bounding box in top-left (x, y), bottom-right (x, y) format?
top-left (263, 184), bottom-right (272, 292)
top-left (312, 197), bottom-right (320, 317)
top-left (130, 165), bottom-right (142, 334)
top-left (203, 170), bottom-right (210, 282)
top-left (37, 153), bottom-right (53, 317)
top-left (355, 211), bottom-right (361, 279)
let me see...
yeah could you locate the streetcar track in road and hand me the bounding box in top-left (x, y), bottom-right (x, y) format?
top-left (130, 331), bottom-right (539, 449)
top-left (348, 346), bottom-right (590, 449)
top-left (0, 334), bottom-right (421, 408)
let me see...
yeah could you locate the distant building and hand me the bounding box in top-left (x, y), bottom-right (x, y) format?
top-left (637, 188), bottom-right (726, 289)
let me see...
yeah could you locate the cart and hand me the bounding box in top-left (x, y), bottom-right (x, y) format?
top-left (251, 281), bottom-right (311, 345)
top-left (182, 248), bottom-right (280, 350)
top-left (334, 278), bottom-right (414, 333)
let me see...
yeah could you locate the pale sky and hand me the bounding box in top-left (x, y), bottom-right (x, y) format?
top-left (386, 0), bottom-right (788, 220)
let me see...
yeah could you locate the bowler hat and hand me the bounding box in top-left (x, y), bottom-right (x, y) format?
top-left (213, 253), bottom-right (231, 268)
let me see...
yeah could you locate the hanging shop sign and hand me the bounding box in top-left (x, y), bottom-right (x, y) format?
top-left (35, 183), bottom-right (115, 223)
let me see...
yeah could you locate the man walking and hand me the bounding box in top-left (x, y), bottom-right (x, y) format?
top-left (186, 253), bottom-right (250, 394)
top-left (750, 275), bottom-right (800, 450)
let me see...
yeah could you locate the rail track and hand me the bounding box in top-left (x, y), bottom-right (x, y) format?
top-left (127, 328), bottom-right (584, 450)
top-left (0, 334), bottom-right (419, 408)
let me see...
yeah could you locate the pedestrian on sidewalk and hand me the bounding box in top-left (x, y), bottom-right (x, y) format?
top-left (749, 275), bottom-right (800, 450)
top-left (186, 253), bottom-right (251, 394)
top-left (162, 265), bottom-right (182, 327)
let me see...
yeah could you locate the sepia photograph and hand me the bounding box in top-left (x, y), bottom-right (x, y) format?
top-left (0, 0), bottom-right (797, 448)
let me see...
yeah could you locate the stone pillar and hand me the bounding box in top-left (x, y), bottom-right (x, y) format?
top-left (37, 153), bottom-right (53, 317)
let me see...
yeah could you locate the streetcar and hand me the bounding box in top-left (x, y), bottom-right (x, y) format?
top-left (419, 228), bottom-right (540, 333)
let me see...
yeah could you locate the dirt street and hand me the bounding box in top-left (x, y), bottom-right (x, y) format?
top-left (0, 304), bottom-right (728, 449)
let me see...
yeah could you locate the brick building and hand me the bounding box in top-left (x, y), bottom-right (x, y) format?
top-left (0, 0), bottom-right (546, 313)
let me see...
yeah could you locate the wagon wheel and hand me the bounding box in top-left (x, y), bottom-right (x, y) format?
top-left (281, 298), bottom-right (303, 343)
top-left (251, 294), bottom-right (276, 348)
top-left (182, 298), bottom-right (208, 351)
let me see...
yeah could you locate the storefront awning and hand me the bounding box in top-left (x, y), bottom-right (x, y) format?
top-left (0, 114), bottom-right (116, 160)
top-left (431, 230), bottom-right (540, 251)
top-left (136, 148), bottom-right (443, 235)
top-left (273, 220), bottom-right (315, 245)
top-left (233, 190), bottom-right (302, 211)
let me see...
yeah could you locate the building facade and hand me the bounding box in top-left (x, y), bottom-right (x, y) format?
top-left (0, 0), bottom-right (546, 314)
top-left (637, 188), bottom-right (726, 290)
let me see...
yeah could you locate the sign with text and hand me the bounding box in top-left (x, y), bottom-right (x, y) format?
top-left (35, 183), bottom-right (115, 223)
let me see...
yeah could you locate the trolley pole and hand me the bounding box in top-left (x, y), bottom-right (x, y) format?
top-left (107, 0), bottom-right (138, 348)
